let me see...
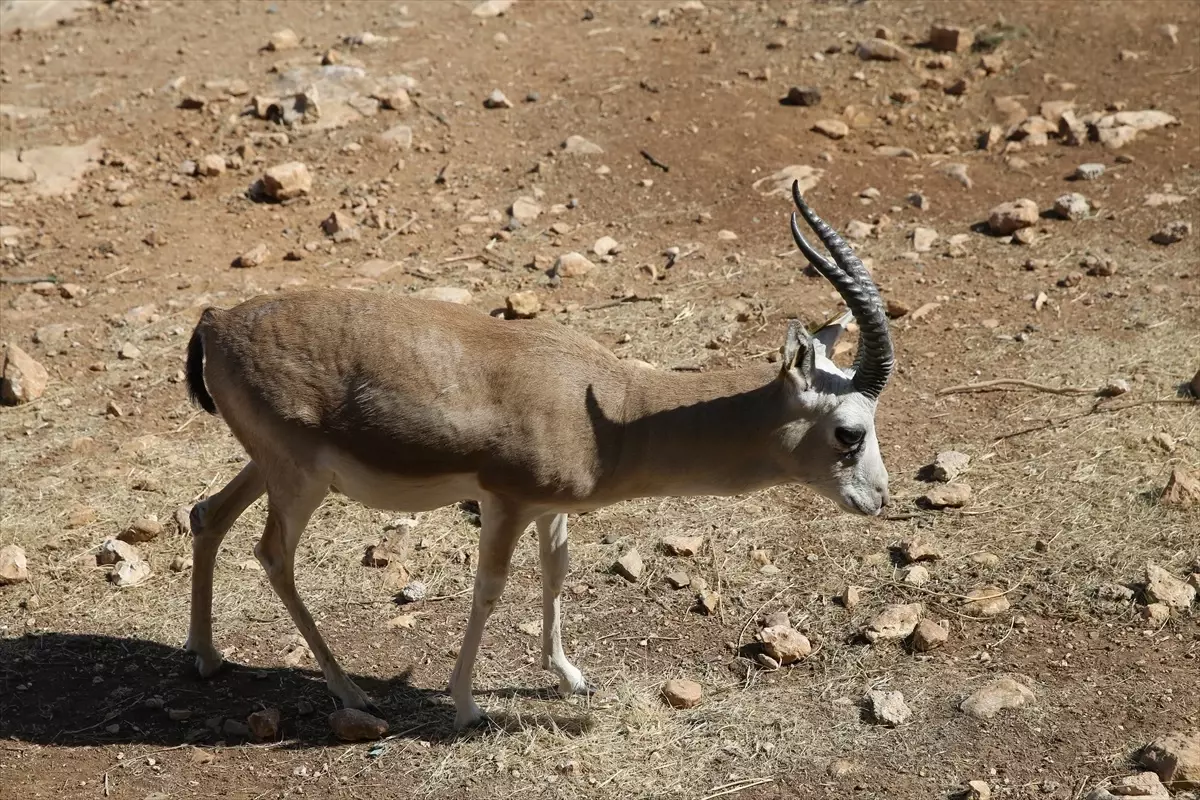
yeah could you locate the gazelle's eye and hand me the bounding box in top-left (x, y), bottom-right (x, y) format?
top-left (834, 426), bottom-right (865, 449)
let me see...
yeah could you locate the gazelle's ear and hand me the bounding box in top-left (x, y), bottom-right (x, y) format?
top-left (813, 310), bottom-right (853, 358)
top-left (780, 319), bottom-right (816, 386)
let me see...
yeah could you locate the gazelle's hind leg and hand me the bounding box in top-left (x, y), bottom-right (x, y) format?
top-left (186, 461), bottom-right (266, 677)
top-left (254, 470), bottom-right (376, 711)
top-left (449, 496), bottom-right (534, 729)
top-left (537, 513), bottom-right (590, 697)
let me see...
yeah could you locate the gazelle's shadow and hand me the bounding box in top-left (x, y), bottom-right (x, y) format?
top-left (0, 632), bottom-right (591, 748)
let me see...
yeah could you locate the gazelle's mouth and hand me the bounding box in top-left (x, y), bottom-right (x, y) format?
top-left (840, 494), bottom-right (882, 517)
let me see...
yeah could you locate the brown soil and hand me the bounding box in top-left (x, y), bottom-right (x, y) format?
top-left (1, 1), bottom-right (1197, 799)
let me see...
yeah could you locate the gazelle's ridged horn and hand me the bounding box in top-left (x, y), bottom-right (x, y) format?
top-left (788, 180), bottom-right (894, 399)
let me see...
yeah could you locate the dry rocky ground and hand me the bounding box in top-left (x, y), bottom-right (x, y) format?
top-left (1, 1), bottom-right (1199, 798)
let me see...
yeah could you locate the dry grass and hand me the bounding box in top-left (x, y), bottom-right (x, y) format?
top-left (2, 0), bottom-right (1199, 796)
top-left (3, 277), bottom-right (1196, 797)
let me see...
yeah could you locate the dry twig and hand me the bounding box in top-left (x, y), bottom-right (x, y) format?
top-left (938, 379), bottom-right (1099, 397)
top-left (996, 397), bottom-right (1196, 441)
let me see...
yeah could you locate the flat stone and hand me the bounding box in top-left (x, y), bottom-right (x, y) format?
top-left (1097, 582), bottom-right (1135, 602)
top-left (863, 603), bottom-right (922, 643)
top-left (758, 625), bottom-right (811, 665)
top-left (235, 243), bottom-right (269, 268)
top-left (266, 29), bottom-right (301, 51)
top-left (911, 227), bottom-right (937, 252)
top-left (970, 552), bottom-right (1000, 568)
top-left (483, 89), bottom-right (512, 109)
top-left (329, 709), bottom-right (388, 741)
top-left (865, 690), bottom-right (911, 726)
top-left (377, 125), bottom-right (414, 150)
top-left (901, 564), bottom-right (931, 586)
top-left (613, 548), bottom-right (643, 582)
top-left (911, 619), bottom-right (948, 651)
top-left (198, 154), bottom-right (226, 177)
top-left (247, 708), bottom-right (281, 741)
top-left (1145, 563), bottom-right (1196, 610)
top-left (1139, 731), bottom-right (1200, 790)
top-left (593, 236), bottom-right (620, 257)
top-left (510, 196), bottom-right (542, 224)
top-left (813, 119), bottom-right (849, 139)
top-left (375, 86), bottom-right (411, 111)
top-left (1085, 772), bottom-right (1171, 800)
top-left (848, 220), bottom-right (875, 240)
top-left (552, 252), bottom-right (596, 278)
top-left (505, 291), bottom-right (541, 318)
top-left (362, 534), bottom-right (405, 568)
top-left (752, 165), bottom-right (824, 199)
top-left (1097, 125), bottom-right (1139, 149)
top-left (261, 161), bottom-right (311, 201)
top-left (0, 137), bottom-right (103, 197)
top-left (0, 544), bottom-right (29, 585)
top-left (963, 586), bottom-right (1011, 617)
top-left (929, 25), bottom-right (973, 53)
top-left (356, 259), bottom-right (397, 279)
top-left (966, 781), bottom-right (992, 800)
top-left (781, 86), bottom-right (821, 106)
top-left (897, 538), bottom-right (940, 567)
top-left (960, 677), bottom-right (1034, 719)
top-left (96, 538), bottom-right (140, 566)
top-left (1143, 602), bottom-right (1171, 625)
top-left (472, 0), bottom-right (516, 17)
top-left (696, 589), bottom-right (720, 615)
top-left (931, 451), bottom-right (969, 482)
top-left (118, 517), bottom-right (163, 544)
top-left (1151, 220), bottom-right (1192, 246)
top-left (111, 559), bottom-right (151, 587)
top-left (1096, 109), bottom-right (1179, 132)
top-left (1162, 467), bottom-right (1200, 507)
top-left (921, 483), bottom-right (972, 509)
top-left (399, 580), bottom-right (426, 603)
top-left (987, 199), bottom-right (1039, 236)
top-left (1073, 163), bottom-right (1106, 181)
top-left (1, 342), bottom-right (49, 405)
top-left (661, 679), bottom-right (702, 709)
top-left (562, 135), bottom-right (603, 156)
top-left (322, 210), bottom-right (356, 237)
top-left (665, 571), bottom-right (690, 589)
top-left (661, 535), bottom-right (703, 557)
top-left (856, 37), bottom-right (908, 61)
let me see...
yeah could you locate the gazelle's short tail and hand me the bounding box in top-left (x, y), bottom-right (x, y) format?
top-left (186, 319), bottom-right (217, 415)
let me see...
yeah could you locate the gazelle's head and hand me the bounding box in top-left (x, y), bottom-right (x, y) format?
top-left (773, 182), bottom-right (895, 516)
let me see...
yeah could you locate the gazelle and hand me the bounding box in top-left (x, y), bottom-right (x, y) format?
top-left (182, 182), bottom-right (893, 729)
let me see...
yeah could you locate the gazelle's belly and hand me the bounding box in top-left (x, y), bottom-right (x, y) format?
top-left (322, 448), bottom-right (482, 512)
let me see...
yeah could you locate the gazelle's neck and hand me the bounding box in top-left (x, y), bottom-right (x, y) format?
top-left (599, 362), bottom-right (796, 500)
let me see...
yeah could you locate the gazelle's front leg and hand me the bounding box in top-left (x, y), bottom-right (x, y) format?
top-left (537, 513), bottom-right (589, 697)
top-left (449, 496), bottom-right (532, 729)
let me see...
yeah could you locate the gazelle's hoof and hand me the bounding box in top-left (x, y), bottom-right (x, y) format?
top-left (554, 663), bottom-right (592, 698)
top-left (331, 679), bottom-right (377, 715)
top-left (184, 639), bottom-right (225, 678)
top-left (453, 704), bottom-right (493, 732)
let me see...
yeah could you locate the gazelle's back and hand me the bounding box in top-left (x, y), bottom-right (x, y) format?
top-left (195, 289), bottom-right (629, 501)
